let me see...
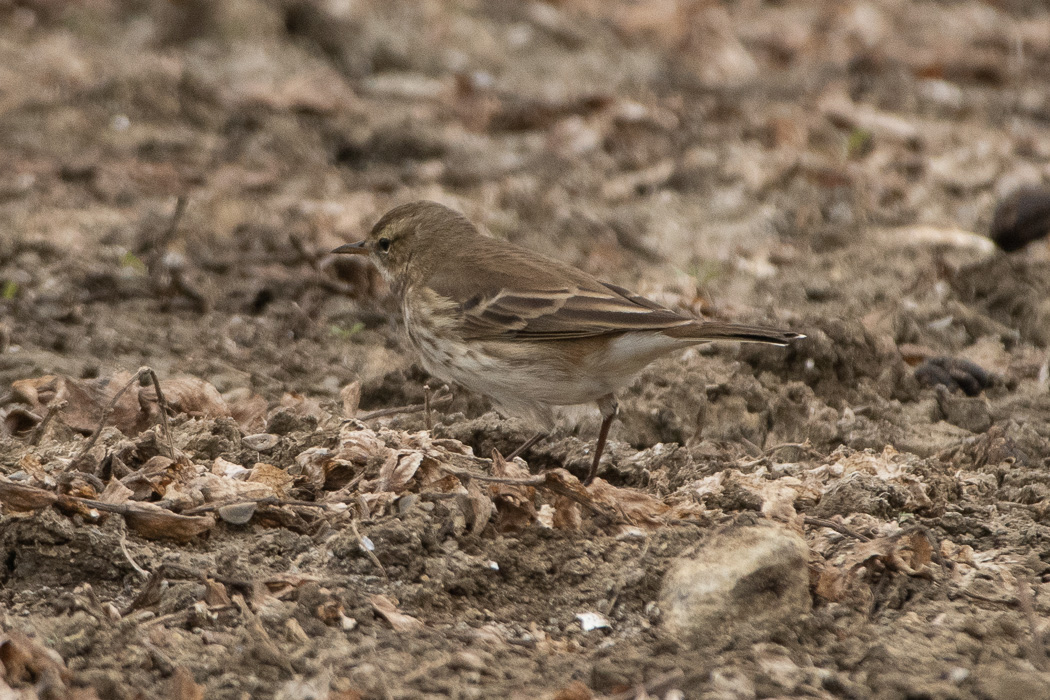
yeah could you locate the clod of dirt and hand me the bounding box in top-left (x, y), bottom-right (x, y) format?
top-left (989, 186), bottom-right (1050, 252)
top-left (815, 472), bottom-right (908, 519)
top-left (935, 387), bottom-right (993, 433)
top-left (751, 319), bottom-right (914, 403)
top-left (658, 522), bottom-right (810, 649)
top-left (914, 356), bottom-right (997, 396)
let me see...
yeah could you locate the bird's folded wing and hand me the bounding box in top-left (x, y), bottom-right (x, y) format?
top-left (453, 282), bottom-right (693, 340)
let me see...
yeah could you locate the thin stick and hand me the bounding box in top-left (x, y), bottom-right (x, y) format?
top-left (506, 431), bottom-right (546, 461)
top-left (75, 370), bottom-right (146, 461)
top-left (423, 383), bottom-right (433, 431)
top-left (144, 367), bottom-right (176, 461)
top-left (351, 520), bottom-right (387, 578)
top-left (118, 522), bottom-right (150, 580)
top-left (803, 516), bottom-right (872, 542)
top-left (353, 391), bottom-right (453, 422)
top-left (29, 400), bottom-right (66, 446)
top-left (181, 496), bottom-right (333, 516)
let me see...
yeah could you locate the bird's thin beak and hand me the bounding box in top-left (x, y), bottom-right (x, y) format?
top-left (332, 241), bottom-right (369, 255)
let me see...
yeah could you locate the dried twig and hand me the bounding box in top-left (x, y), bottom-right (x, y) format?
top-left (74, 366), bottom-right (177, 464)
top-left (75, 370), bottom-right (147, 461)
top-left (144, 368), bottom-right (176, 461)
top-left (181, 496), bottom-right (333, 516)
top-left (803, 516), bottom-right (872, 542)
top-left (28, 399), bottom-right (66, 446)
top-left (354, 390), bottom-right (453, 422)
top-left (351, 520), bottom-right (387, 578)
top-left (118, 521), bottom-right (150, 580)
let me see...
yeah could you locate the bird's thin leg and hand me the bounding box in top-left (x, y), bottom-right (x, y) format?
top-left (506, 431), bottom-right (547, 461)
top-left (587, 395), bottom-right (619, 485)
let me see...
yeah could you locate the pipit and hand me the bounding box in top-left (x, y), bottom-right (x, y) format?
top-left (334, 201), bottom-right (802, 483)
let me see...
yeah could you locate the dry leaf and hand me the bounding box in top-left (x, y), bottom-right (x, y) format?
top-left (336, 426), bottom-right (390, 463)
top-left (123, 504), bottom-right (215, 542)
top-left (17, 454), bottom-right (53, 488)
top-left (845, 529), bottom-right (936, 578)
top-left (228, 392), bottom-right (268, 432)
top-left (588, 479), bottom-right (672, 528)
top-left (340, 381), bottom-right (361, 417)
top-left (166, 666), bottom-right (205, 700)
top-left (370, 595), bottom-right (424, 632)
top-left (0, 478), bottom-right (58, 512)
top-left (552, 496), bottom-right (583, 530)
top-left (212, 457), bottom-right (250, 479)
top-left (144, 377), bottom-right (228, 420)
top-left (203, 579), bottom-right (232, 607)
top-left (248, 463), bottom-right (293, 497)
top-left (98, 477), bottom-right (133, 505)
top-left (196, 472), bottom-right (273, 504)
top-left (376, 451), bottom-right (423, 493)
top-left (489, 452), bottom-right (537, 532)
top-left (10, 372), bottom-right (235, 439)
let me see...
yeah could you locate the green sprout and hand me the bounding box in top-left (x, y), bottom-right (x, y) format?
top-left (330, 322), bottom-right (365, 339)
top-left (121, 251), bottom-right (146, 274)
top-left (847, 128), bottom-right (873, 159)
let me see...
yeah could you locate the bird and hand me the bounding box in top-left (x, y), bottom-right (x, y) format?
top-left (333, 201), bottom-right (802, 484)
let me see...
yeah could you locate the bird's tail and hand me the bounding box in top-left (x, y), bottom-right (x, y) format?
top-left (664, 321), bottom-right (804, 346)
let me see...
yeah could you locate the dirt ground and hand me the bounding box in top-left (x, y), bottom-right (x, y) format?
top-left (2, 1), bottom-right (1050, 698)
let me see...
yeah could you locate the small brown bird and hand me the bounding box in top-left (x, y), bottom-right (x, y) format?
top-left (334, 201), bottom-right (801, 483)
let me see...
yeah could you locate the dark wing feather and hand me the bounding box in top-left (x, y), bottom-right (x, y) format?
top-left (461, 285), bottom-right (693, 340)
top-left (421, 237), bottom-right (798, 343)
top-left (428, 257), bottom-right (693, 341)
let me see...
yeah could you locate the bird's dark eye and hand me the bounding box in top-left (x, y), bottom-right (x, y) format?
top-left (377, 237), bottom-right (391, 253)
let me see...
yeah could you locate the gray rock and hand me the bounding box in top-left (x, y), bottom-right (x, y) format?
top-left (659, 522), bottom-right (811, 649)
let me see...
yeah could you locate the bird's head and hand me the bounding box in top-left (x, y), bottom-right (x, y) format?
top-left (332, 201), bottom-right (474, 285)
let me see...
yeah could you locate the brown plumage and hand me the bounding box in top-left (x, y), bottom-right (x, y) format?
top-left (334, 201), bottom-right (802, 483)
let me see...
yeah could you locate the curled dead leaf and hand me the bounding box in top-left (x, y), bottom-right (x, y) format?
top-left (248, 463), bottom-right (293, 496)
top-left (341, 381), bottom-right (361, 417)
top-left (143, 376), bottom-right (228, 420)
top-left (489, 454), bottom-right (537, 533)
top-left (377, 451), bottom-right (423, 493)
top-left (98, 477), bottom-right (133, 505)
top-left (0, 478), bottom-right (58, 512)
top-left (123, 504), bottom-right (215, 542)
top-left (370, 594), bottom-right (424, 632)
